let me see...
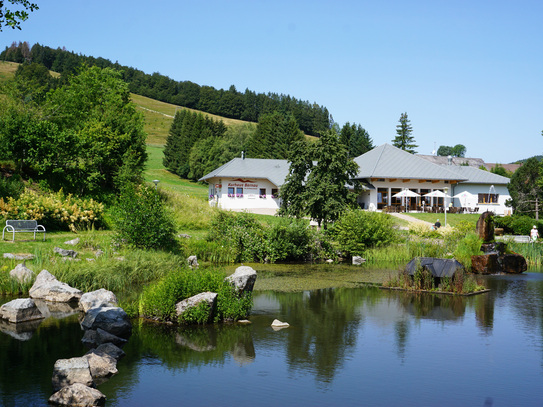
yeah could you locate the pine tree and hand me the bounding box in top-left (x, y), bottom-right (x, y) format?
top-left (392, 112), bottom-right (417, 153)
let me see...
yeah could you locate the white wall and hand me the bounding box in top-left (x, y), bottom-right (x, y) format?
top-left (452, 184), bottom-right (511, 216)
top-left (206, 177), bottom-right (281, 210)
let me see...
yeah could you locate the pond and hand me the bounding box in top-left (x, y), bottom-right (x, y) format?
top-left (1, 267), bottom-right (543, 406)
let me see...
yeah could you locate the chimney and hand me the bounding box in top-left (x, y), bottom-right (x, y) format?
top-left (447, 155), bottom-right (452, 165)
top-left (241, 151), bottom-right (245, 160)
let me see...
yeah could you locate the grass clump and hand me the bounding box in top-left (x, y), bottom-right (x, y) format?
top-left (139, 267), bottom-right (252, 324)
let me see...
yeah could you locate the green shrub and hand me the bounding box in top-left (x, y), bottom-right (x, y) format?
top-left (112, 184), bottom-right (177, 251)
top-left (208, 211), bottom-right (265, 262)
top-left (494, 215), bottom-right (541, 236)
top-left (266, 217), bottom-right (314, 262)
top-left (139, 267), bottom-right (252, 323)
top-left (331, 209), bottom-right (396, 256)
top-left (0, 173), bottom-right (24, 200)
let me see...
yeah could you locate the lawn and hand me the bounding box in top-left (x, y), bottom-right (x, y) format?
top-left (402, 212), bottom-right (480, 228)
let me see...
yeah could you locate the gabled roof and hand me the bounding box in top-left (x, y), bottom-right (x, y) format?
top-left (199, 157), bottom-right (290, 186)
top-left (353, 144), bottom-right (466, 181)
top-left (439, 164), bottom-right (510, 185)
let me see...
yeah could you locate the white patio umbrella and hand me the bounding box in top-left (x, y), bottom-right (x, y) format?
top-left (392, 189), bottom-right (420, 210)
top-left (453, 190), bottom-right (475, 207)
top-left (423, 190), bottom-right (451, 198)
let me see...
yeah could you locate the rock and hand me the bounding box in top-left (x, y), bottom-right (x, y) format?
top-left (271, 319), bottom-right (289, 328)
top-left (49, 383), bottom-right (106, 407)
top-left (481, 242), bottom-right (506, 255)
top-left (82, 328), bottom-right (128, 348)
top-left (54, 247), bottom-right (78, 258)
top-left (352, 256), bottom-right (366, 265)
top-left (178, 233), bottom-right (191, 239)
top-left (476, 211), bottom-right (495, 243)
top-left (80, 307), bottom-right (132, 339)
top-left (52, 357), bottom-right (94, 391)
top-left (64, 237), bottom-right (80, 246)
top-left (501, 253), bottom-right (527, 274)
top-left (471, 254), bottom-right (499, 274)
top-left (79, 289), bottom-right (118, 313)
top-left (86, 343), bottom-right (125, 361)
top-left (84, 351), bottom-right (118, 382)
top-left (237, 319), bottom-right (252, 324)
top-left (187, 255), bottom-right (199, 269)
top-left (3, 253), bottom-right (34, 260)
top-left (9, 262), bottom-right (34, 284)
top-left (95, 249), bottom-right (104, 258)
top-left (176, 292), bottom-right (217, 322)
top-left (225, 266), bottom-right (257, 294)
top-left (325, 259), bottom-right (334, 264)
top-left (0, 298), bottom-right (45, 323)
top-left (29, 270), bottom-right (83, 303)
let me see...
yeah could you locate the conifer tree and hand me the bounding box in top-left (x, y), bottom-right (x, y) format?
top-left (392, 112), bottom-right (417, 153)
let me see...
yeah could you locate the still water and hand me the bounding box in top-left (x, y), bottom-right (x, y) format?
top-left (1, 271), bottom-right (543, 406)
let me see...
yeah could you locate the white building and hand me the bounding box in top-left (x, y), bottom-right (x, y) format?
top-left (199, 143), bottom-right (512, 216)
top-left (199, 158), bottom-right (289, 211)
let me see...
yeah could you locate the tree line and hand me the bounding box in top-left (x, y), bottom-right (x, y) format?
top-left (1, 41), bottom-right (332, 136)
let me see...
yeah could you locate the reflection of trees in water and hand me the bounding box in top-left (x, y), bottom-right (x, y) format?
top-left (271, 287), bottom-right (379, 386)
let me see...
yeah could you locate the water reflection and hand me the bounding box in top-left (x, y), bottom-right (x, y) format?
top-left (2, 272), bottom-right (543, 406)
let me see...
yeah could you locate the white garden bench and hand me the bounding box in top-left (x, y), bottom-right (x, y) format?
top-left (2, 220), bottom-right (46, 242)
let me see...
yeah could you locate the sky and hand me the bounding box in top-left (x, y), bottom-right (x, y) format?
top-left (2, 0), bottom-right (542, 163)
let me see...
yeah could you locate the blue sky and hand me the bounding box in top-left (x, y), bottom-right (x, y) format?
top-left (2, 0), bottom-right (541, 163)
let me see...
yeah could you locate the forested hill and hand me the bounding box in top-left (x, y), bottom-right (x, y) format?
top-left (0, 41), bottom-right (331, 137)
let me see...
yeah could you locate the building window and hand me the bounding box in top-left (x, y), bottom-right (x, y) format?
top-left (228, 187), bottom-right (235, 198)
top-left (271, 188), bottom-right (278, 198)
top-left (259, 188), bottom-right (266, 198)
top-left (478, 193), bottom-right (499, 204)
top-left (236, 187), bottom-right (243, 198)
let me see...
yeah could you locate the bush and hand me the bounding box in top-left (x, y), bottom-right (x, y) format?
top-left (139, 268), bottom-right (252, 323)
top-left (494, 215), bottom-right (541, 236)
top-left (0, 188), bottom-right (105, 231)
top-left (208, 211), bottom-right (265, 262)
top-left (112, 184), bottom-right (177, 251)
top-left (265, 217), bottom-right (314, 262)
top-left (331, 209), bottom-right (395, 256)
top-left (0, 173), bottom-right (24, 200)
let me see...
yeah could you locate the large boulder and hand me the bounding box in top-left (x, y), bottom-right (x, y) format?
top-left (0, 298), bottom-right (45, 323)
top-left (52, 357), bottom-right (94, 391)
top-left (29, 270), bottom-right (82, 303)
top-left (49, 383), bottom-right (106, 407)
top-left (225, 266), bottom-right (257, 293)
top-left (176, 292), bottom-right (217, 322)
top-left (187, 255), bottom-right (199, 269)
top-left (80, 307), bottom-right (132, 339)
top-left (352, 256), bottom-right (366, 265)
top-left (476, 211), bottom-right (495, 243)
top-left (9, 262), bottom-right (34, 284)
top-left (501, 253), bottom-right (528, 274)
top-left (84, 351), bottom-right (118, 383)
top-left (79, 289), bottom-right (118, 313)
top-left (86, 343), bottom-right (125, 361)
top-left (471, 254), bottom-right (499, 274)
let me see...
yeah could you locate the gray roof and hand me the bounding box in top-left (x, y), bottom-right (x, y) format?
top-left (199, 157), bottom-right (290, 186)
top-left (439, 164), bottom-right (510, 185)
top-left (353, 144), bottom-right (466, 181)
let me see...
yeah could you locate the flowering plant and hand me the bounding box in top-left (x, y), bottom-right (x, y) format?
top-left (236, 193), bottom-right (243, 198)
top-left (271, 194), bottom-right (278, 199)
top-left (228, 193), bottom-right (234, 198)
top-left (209, 194), bottom-right (214, 199)
top-left (259, 194), bottom-right (266, 199)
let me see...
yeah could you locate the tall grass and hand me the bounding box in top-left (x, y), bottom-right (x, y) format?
top-left (506, 242), bottom-right (543, 266)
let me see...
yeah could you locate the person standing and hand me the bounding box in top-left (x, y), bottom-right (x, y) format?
top-left (530, 225), bottom-right (539, 242)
